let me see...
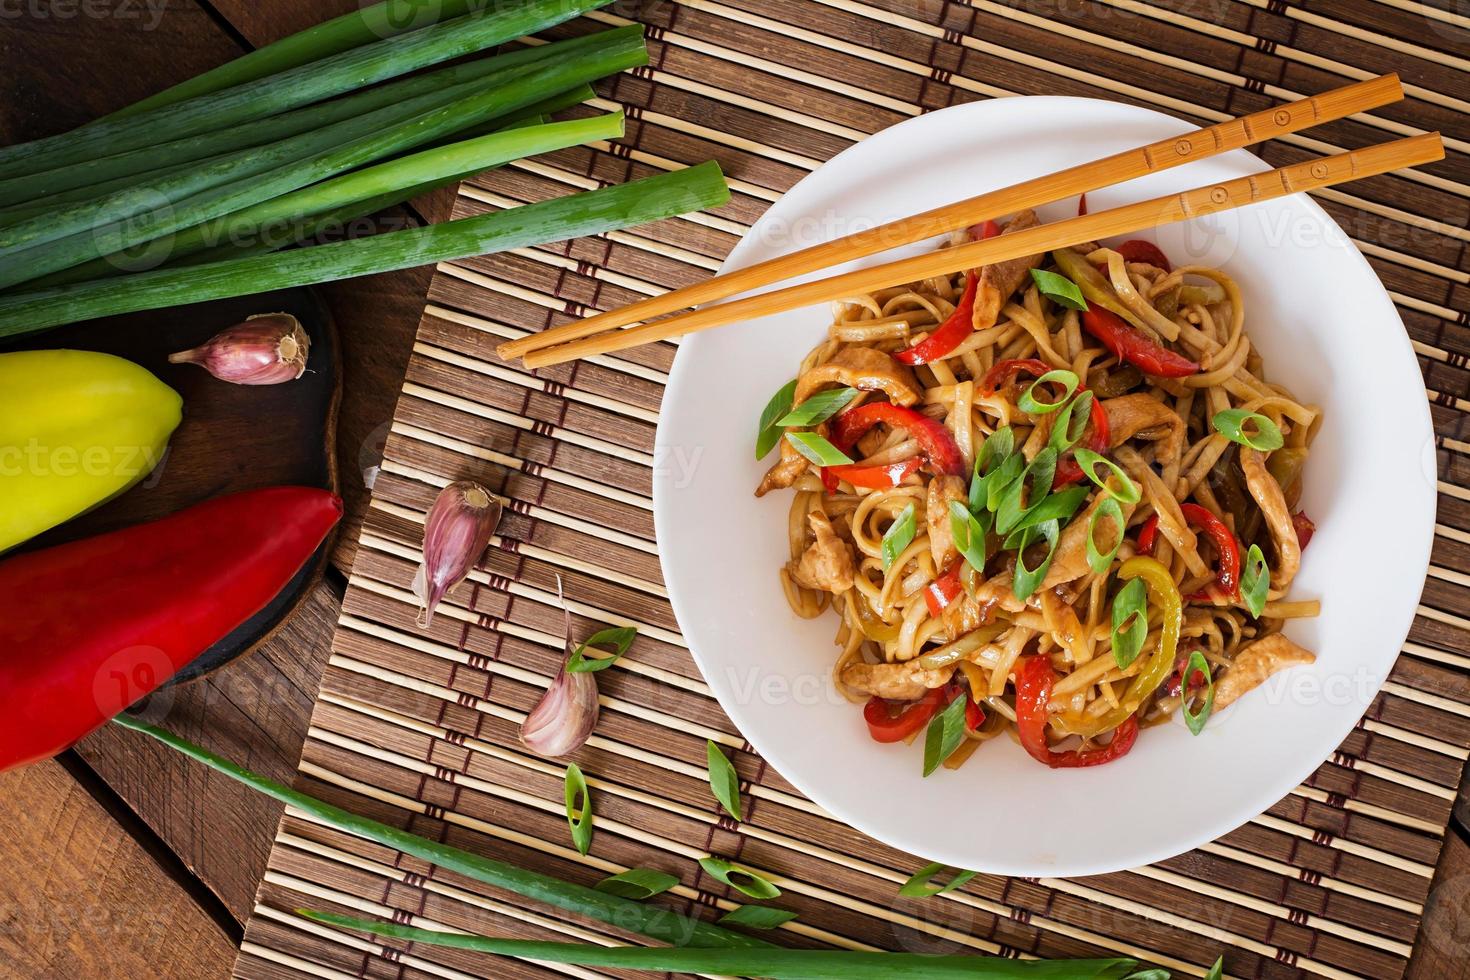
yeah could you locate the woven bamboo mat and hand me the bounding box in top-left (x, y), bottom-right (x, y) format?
top-left (234, 3), bottom-right (1470, 978)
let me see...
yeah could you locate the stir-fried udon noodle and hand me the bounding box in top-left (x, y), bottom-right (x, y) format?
top-left (756, 210), bottom-right (1320, 771)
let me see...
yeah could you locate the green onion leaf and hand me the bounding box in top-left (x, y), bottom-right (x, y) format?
top-left (566, 626), bottom-right (637, 673)
top-left (1012, 518), bottom-right (1062, 600)
top-left (1204, 956), bottom-right (1225, 980)
top-left (1030, 268), bottom-right (1089, 310)
top-left (699, 858), bottom-right (781, 900)
top-left (594, 868), bottom-right (680, 900)
top-left (898, 862), bottom-right (977, 898)
top-left (948, 500), bottom-right (990, 574)
top-left (1123, 971), bottom-right (1172, 980)
top-left (776, 386), bottom-right (857, 427)
top-left (1071, 448), bottom-right (1141, 505)
top-left (756, 379), bottom-right (797, 459)
top-left (1182, 649), bottom-right (1216, 735)
top-left (1048, 390), bottom-right (1094, 453)
top-left (706, 740), bottom-right (743, 822)
top-left (1009, 485), bottom-right (1089, 537)
top-left (565, 763), bottom-right (593, 856)
top-left (1002, 522), bottom-right (1040, 552)
top-left (995, 448), bottom-right (1058, 534)
top-left (1241, 543), bottom-right (1269, 617)
top-left (1110, 578), bottom-right (1148, 669)
top-left (784, 431), bottom-right (853, 467)
top-left (1017, 369), bottom-right (1080, 415)
top-left (922, 694), bottom-right (969, 777)
top-left (1086, 496), bottom-right (1126, 575)
top-left (981, 449), bottom-right (1026, 514)
top-left (969, 426), bottom-right (1015, 512)
top-left (881, 503), bottom-right (917, 572)
top-left (716, 905), bottom-right (799, 930)
top-left (1212, 409), bottom-right (1284, 452)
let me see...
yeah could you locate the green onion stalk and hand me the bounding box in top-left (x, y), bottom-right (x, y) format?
top-left (0, 30), bottom-right (647, 291)
top-left (31, 112), bottom-right (625, 289)
top-left (0, 0), bottom-right (613, 180)
top-left (0, 161), bottom-right (731, 338)
top-left (102, 0), bottom-right (491, 121)
top-left (0, 32), bottom-right (610, 210)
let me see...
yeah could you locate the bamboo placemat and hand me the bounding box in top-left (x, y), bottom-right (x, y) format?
top-left (235, 3), bottom-right (1470, 978)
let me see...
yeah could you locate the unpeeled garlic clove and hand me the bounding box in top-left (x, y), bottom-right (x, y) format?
top-left (520, 575), bottom-right (598, 757)
top-left (411, 481), bottom-right (501, 627)
top-left (168, 313), bottom-right (310, 385)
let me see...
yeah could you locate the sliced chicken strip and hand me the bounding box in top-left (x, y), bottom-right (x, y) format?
top-left (788, 512), bottom-right (856, 593)
top-left (1102, 393), bottom-right (1186, 463)
top-left (840, 659), bottom-right (956, 700)
top-left (755, 437), bottom-right (808, 497)
top-left (1214, 633), bottom-right (1315, 710)
top-left (1041, 492), bottom-right (1136, 589)
top-left (1240, 447), bottom-right (1301, 593)
top-left (793, 346), bottom-right (919, 407)
top-left (973, 209), bottom-right (1044, 331)
top-left (926, 474), bottom-right (967, 567)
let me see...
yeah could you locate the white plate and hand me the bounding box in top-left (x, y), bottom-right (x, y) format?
top-left (653, 96), bottom-right (1436, 877)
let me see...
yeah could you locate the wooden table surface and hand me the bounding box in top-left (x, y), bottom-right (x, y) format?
top-left (0, 2), bottom-right (1466, 977)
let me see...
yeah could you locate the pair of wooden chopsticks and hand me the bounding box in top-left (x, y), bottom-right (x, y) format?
top-left (500, 74), bottom-right (1440, 369)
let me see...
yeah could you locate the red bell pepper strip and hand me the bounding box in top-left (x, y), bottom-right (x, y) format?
top-left (823, 455), bottom-right (922, 493)
top-left (893, 270), bottom-right (978, 366)
top-left (863, 686), bottom-right (946, 743)
top-left (1081, 307), bottom-right (1199, 379)
top-left (1136, 503), bottom-right (1240, 602)
top-left (1116, 239), bottom-right (1172, 271)
top-left (1014, 655), bottom-right (1139, 768)
top-left (1159, 647), bottom-right (1210, 699)
top-left (979, 357), bottom-right (1051, 397)
top-left (0, 487), bottom-right (342, 773)
top-left (1051, 394), bottom-right (1111, 489)
top-left (827, 402), bottom-right (967, 478)
top-left (1292, 512), bottom-right (1316, 550)
top-left (923, 562), bottom-right (965, 618)
top-left (967, 218), bottom-right (1001, 241)
top-left (964, 694), bottom-right (986, 734)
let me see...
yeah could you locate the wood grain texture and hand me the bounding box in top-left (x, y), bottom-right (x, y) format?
top-left (0, 760), bottom-right (236, 978)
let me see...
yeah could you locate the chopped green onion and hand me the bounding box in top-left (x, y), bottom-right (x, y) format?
top-left (756, 379), bottom-right (798, 459)
top-left (698, 858), bottom-right (781, 900)
top-left (1071, 448), bottom-right (1141, 505)
top-left (881, 503), bottom-right (917, 572)
top-left (0, 162), bottom-right (731, 339)
top-left (1124, 971), bottom-right (1171, 980)
top-left (1212, 409), bottom-right (1284, 453)
top-left (300, 909), bottom-right (1138, 977)
top-left (983, 451), bottom-right (1026, 513)
top-left (1205, 957), bottom-right (1225, 980)
top-left (1002, 522), bottom-right (1041, 552)
top-left (969, 425), bottom-right (1019, 513)
top-left (995, 448), bottom-right (1058, 535)
top-left (112, 716), bottom-right (766, 950)
top-left (922, 694), bottom-right (968, 777)
top-left (1182, 650), bottom-right (1216, 735)
top-left (1012, 518), bottom-right (1062, 600)
top-left (706, 740), bottom-right (743, 822)
top-left (784, 431), bottom-right (852, 468)
top-left (565, 764), bottom-right (594, 856)
top-left (898, 862), bottom-right (977, 898)
top-left (566, 625), bottom-right (638, 673)
top-left (1110, 578), bottom-right (1148, 669)
top-left (1241, 543), bottom-right (1269, 617)
top-left (776, 386), bottom-right (857, 427)
top-left (1048, 391), bottom-right (1094, 453)
top-left (1017, 369), bottom-right (1080, 415)
top-left (1008, 485), bottom-right (1089, 538)
top-left (1030, 268), bottom-right (1089, 311)
top-left (949, 500), bottom-right (991, 574)
top-left (717, 905), bottom-right (799, 930)
top-left (594, 868), bottom-right (681, 900)
top-left (1086, 496), bottom-right (1126, 575)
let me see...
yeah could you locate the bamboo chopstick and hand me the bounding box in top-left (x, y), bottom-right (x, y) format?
top-left (497, 73), bottom-right (1402, 362)
top-left (520, 132), bottom-right (1443, 369)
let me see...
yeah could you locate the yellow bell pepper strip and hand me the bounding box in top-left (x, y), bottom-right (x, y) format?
top-left (1074, 555), bottom-right (1183, 737)
top-left (0, 350), bottom-right (182, 552)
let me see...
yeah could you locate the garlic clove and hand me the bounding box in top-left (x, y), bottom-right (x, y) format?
top-left (412, 481), bottom-right (501, 627)
top-left (168, 313), bottom-right (310, 386)
top-left (520, 575), bottom-right (599, 758)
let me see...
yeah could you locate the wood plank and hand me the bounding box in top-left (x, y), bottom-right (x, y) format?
top-left (0, 760), bottom-right (236, 977)
top-left (1407, 832), bottom-right (1470, 979)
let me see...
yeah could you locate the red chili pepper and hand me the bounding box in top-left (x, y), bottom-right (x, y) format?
top-left (967, 219), bottom-right (1001, 241)
top-left (1292, 512), bottom-right (1315, 550)
top-left (1136, 503), bottom-right (1240, 602)
top-left (923, 562), bottom-right (965, 618)
top-left (964, 695), bottom-right (986, 734)
top-left (1081, 307), bottom-right (1200, 379)
top-left (1051, 394), bottom-right (1111, 489)
top-left (863, 686), bottom-right (946, 743)
top-left (0, 487), bottom-right (342, 773)
top-left (1014, 655), bottom-right (1139, 768)
top-left (827, 402), bottom-right (966, 477)
top-left (823, 455), bottom-right (923, 494)
top-left (1116, 239), bottom-right (1172, 272)
top-left (893, 271), bottom-right (978, 366)
top-left (979, 357), bottom-right (1051, 397)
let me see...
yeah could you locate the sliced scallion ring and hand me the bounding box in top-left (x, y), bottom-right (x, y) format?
top-left (594, 868), bottom-right (680, 900)
top-left (754, 378), bottom-right (796, 459)
top-left (1071, 447), bottom-right (1140, 505)
top-left (982, 449), bottom-right (1026, 513)
top-left (1029, 268), bottom-right (1088, 311)
top-left (698, 857), bottom-right (781, 900)
top-left (784, 430), bottom-right (852, 467)
top-left (1017, 369), bottom-right (1079, 415)
top-left (564, 763), bottom-right (593, 856)
top-left (775, 385), bottom-right (857, 427)
top-left (948, 500), bottom-right (990, 574)
top-left (1212, 408), bottom-right (1284, 452)
top-left (898, 862), bottom-right (977, 898)
top-left (1047, 389), bottom-right (1093, 453)
top-left (995, 448), bottom-right (1058, 534)
top-left (1182, 649), bottom-right (1216, 735)
top-left (1011, 518), bottom-right (1061, 600)
top-left (1241, 543), bottom-right (1269, 617)
top-left (881, 503), bottom-right (917, 572)
top-left (1085, 495), bottom-right (1125, 575)
top-left (1110, 577), bottom-right (1148, 669)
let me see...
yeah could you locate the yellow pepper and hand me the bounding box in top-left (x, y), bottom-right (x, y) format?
top-left (0, 350), bottom-right (182, 552)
